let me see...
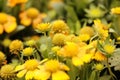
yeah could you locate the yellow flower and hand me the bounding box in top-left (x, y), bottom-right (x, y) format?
top-left (80, 26), bottom-right (95, 37)
top-left (52, 33), bottom-right (66, 46)
top-left (104, 44), bottom-right (115, 54)
top-left (94, 63), bottom-right (104, 71)
top-left (9, 40), bottom-right (23, 54)
top-left (93, 51), bottom-right (106, 61)
top-left (0, 64), bottom-right (16, 79)
top-left (0, 13), bottom-right (17, 34)
top-left (7, 0), bottom-right (28, 7)
top-left (19, 8), bottom-right (46, 28)
top-left (85, 4), bottom-right (105, 18)
top-left (2, 38), bottom-right (11, 47)
top-left (22, 47), bottom-right (34, 56)
top-left (94, 19), bottom-right (109, 40)
top-left (25, 39), bottom-right (35, 46)
top-left (57, 42), bottom-right (79, 57)
top-left (15, 59), bottom-right (48, 80)
top-left (111, 7), bottom-right (120, 14)
top-left (36, 23), bottom-right (50, 32)
top-left (52, 46), bottom-right (61, 52)
top-left (0, 51), bottom-right (6, 64)
top-left (50, 20), bottom-right (70, 37)
top-left (44, 59), bottom-right (70, 80)
top-left (79, 34), bottom-right (90, 42)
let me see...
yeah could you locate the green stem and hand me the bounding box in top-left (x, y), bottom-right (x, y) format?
top-left (106, 58), bottom-right (117, 80)
top-left (89, 33), bottom-right (98, 43)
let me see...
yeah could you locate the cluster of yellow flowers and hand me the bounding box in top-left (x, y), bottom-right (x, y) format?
top-left (1, 0), bottom-right (120, 79)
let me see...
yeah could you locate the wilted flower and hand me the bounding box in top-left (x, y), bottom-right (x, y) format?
top-left (0, 13), bottom-right (17, 34)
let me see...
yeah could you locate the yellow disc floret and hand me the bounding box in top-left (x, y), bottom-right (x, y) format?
top-left (24, 59), bottom-right (39, 70)
top-left (36, 23), bottom-right (50, 32)
top-left (104, 44), bottom-right (115, 54)
top-left (22, 47), bottom-right (34, 56)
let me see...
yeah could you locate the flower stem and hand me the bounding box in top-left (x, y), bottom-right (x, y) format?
top-left (106, 58), bottom-right (117, 80)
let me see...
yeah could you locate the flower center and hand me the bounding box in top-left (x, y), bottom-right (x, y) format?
top-left (26, 8), bottom-right (39, 19)
top-left (0, 13), bottom-right (8, 24)
top-left (24, 59), bottom-right (39, 70)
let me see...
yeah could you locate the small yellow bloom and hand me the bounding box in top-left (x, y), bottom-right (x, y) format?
top-left (57, 42), bottom-right (79, 57)
top-left (50, 20), bottom-right (70, 37)
top-left (85, 4), bottom-right (105, 18)
top-left (52, 46), bottom-right (61, 52)
top-left (0, 51), bottom-right (6, 63)
top-left (80, 26), bottom-right (95, 37)
top-left (94, 63), bottom-right (104, 71)
top-left (25, 39), bottom-right (36, 46)
top-left (93, 51), bottom-right (106, 61)
top-left (9, 40), bottom-right (23, 54)
top-left (0, 64), bottom-right (16, 79)
top-left (52, 33), bottom-right (66, 46)
top-left (111, 7), bottom-right (120, 14)
top-left (79, 34), bottom-right (90, 41)
top-left (22, 47), bottom-right (34, 56)
top-left (19, 8), bottom-right (46, 28)
top-left (2, 38), bottom-right (11, 47)
top-left (36, 23), bottom-right (50, 32)
top-left (104, 44), bottom-right (115, 54)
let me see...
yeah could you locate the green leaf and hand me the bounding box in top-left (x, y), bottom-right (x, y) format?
top-left (89, 70), bottom-right (96, 80)
top-left (99, 75), bottom-right (111, 80)
top-left (75, 20), bottom-right (81, 35)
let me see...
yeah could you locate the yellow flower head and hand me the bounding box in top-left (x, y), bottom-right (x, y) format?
top-left (15, 59), bottom-right (48, 80)
top-left (0, 13), bottom-right (17, 34)
top-left (9, 40), bottom-right (23, 54)
top-left (93, 51), bottom-right (106, 61)
top-left (26, 8), bottom-right (39, 19)
top-left (79, 34), bottom-right (90, 42)
top-left (51, 46), bottom-right (61, 52)
top-left (57, 42), bottom-right (79, 57)
top-left (22, 47), bottom-right (34, 56)
top-left (24, 59), bottom-right (39, 70)
top-left (85, 4), bottom-right (105, 18)
top-left (0, 64), bottom-right (16, 79)
top-left (25, 39), bottom-right (36, 46)
top-left (52, 33), bottom-right (66, 46)
top-left (80, 26), bottom-right (95, 37)
top-left (0, 51), bottom-right (6, 63)
top-left (50, 20), bottom-right (70, 36)
top-left (36, 23), bottom-right (50, 32)
top-left (2, 38), bottom-right (11, 47)
top-left (111, 7), bottom-right (120, 14)
top-left (104, 44), bottom-right (115, 54)
top-left (94, 63), bottom-right (104, 71)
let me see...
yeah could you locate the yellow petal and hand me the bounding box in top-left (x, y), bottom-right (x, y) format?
top-left (34, 69), bottom-right (50, 80)
top-left (4, 22), bottom-right (17, 33)
top-left (0, 25), bottom-right (4, 34)
top-left (60, 63), bottom-right (70, 71)
top-left (17, 69), bottom-right (27, 78)
top-left (15, 65), bottom-right (24, 72)
top-left (52, 70), bottom-right (70, 80)
top-left (72, 57), bottom-right (84, 66)
top-left (25, 70), bottom-right (34, 80)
